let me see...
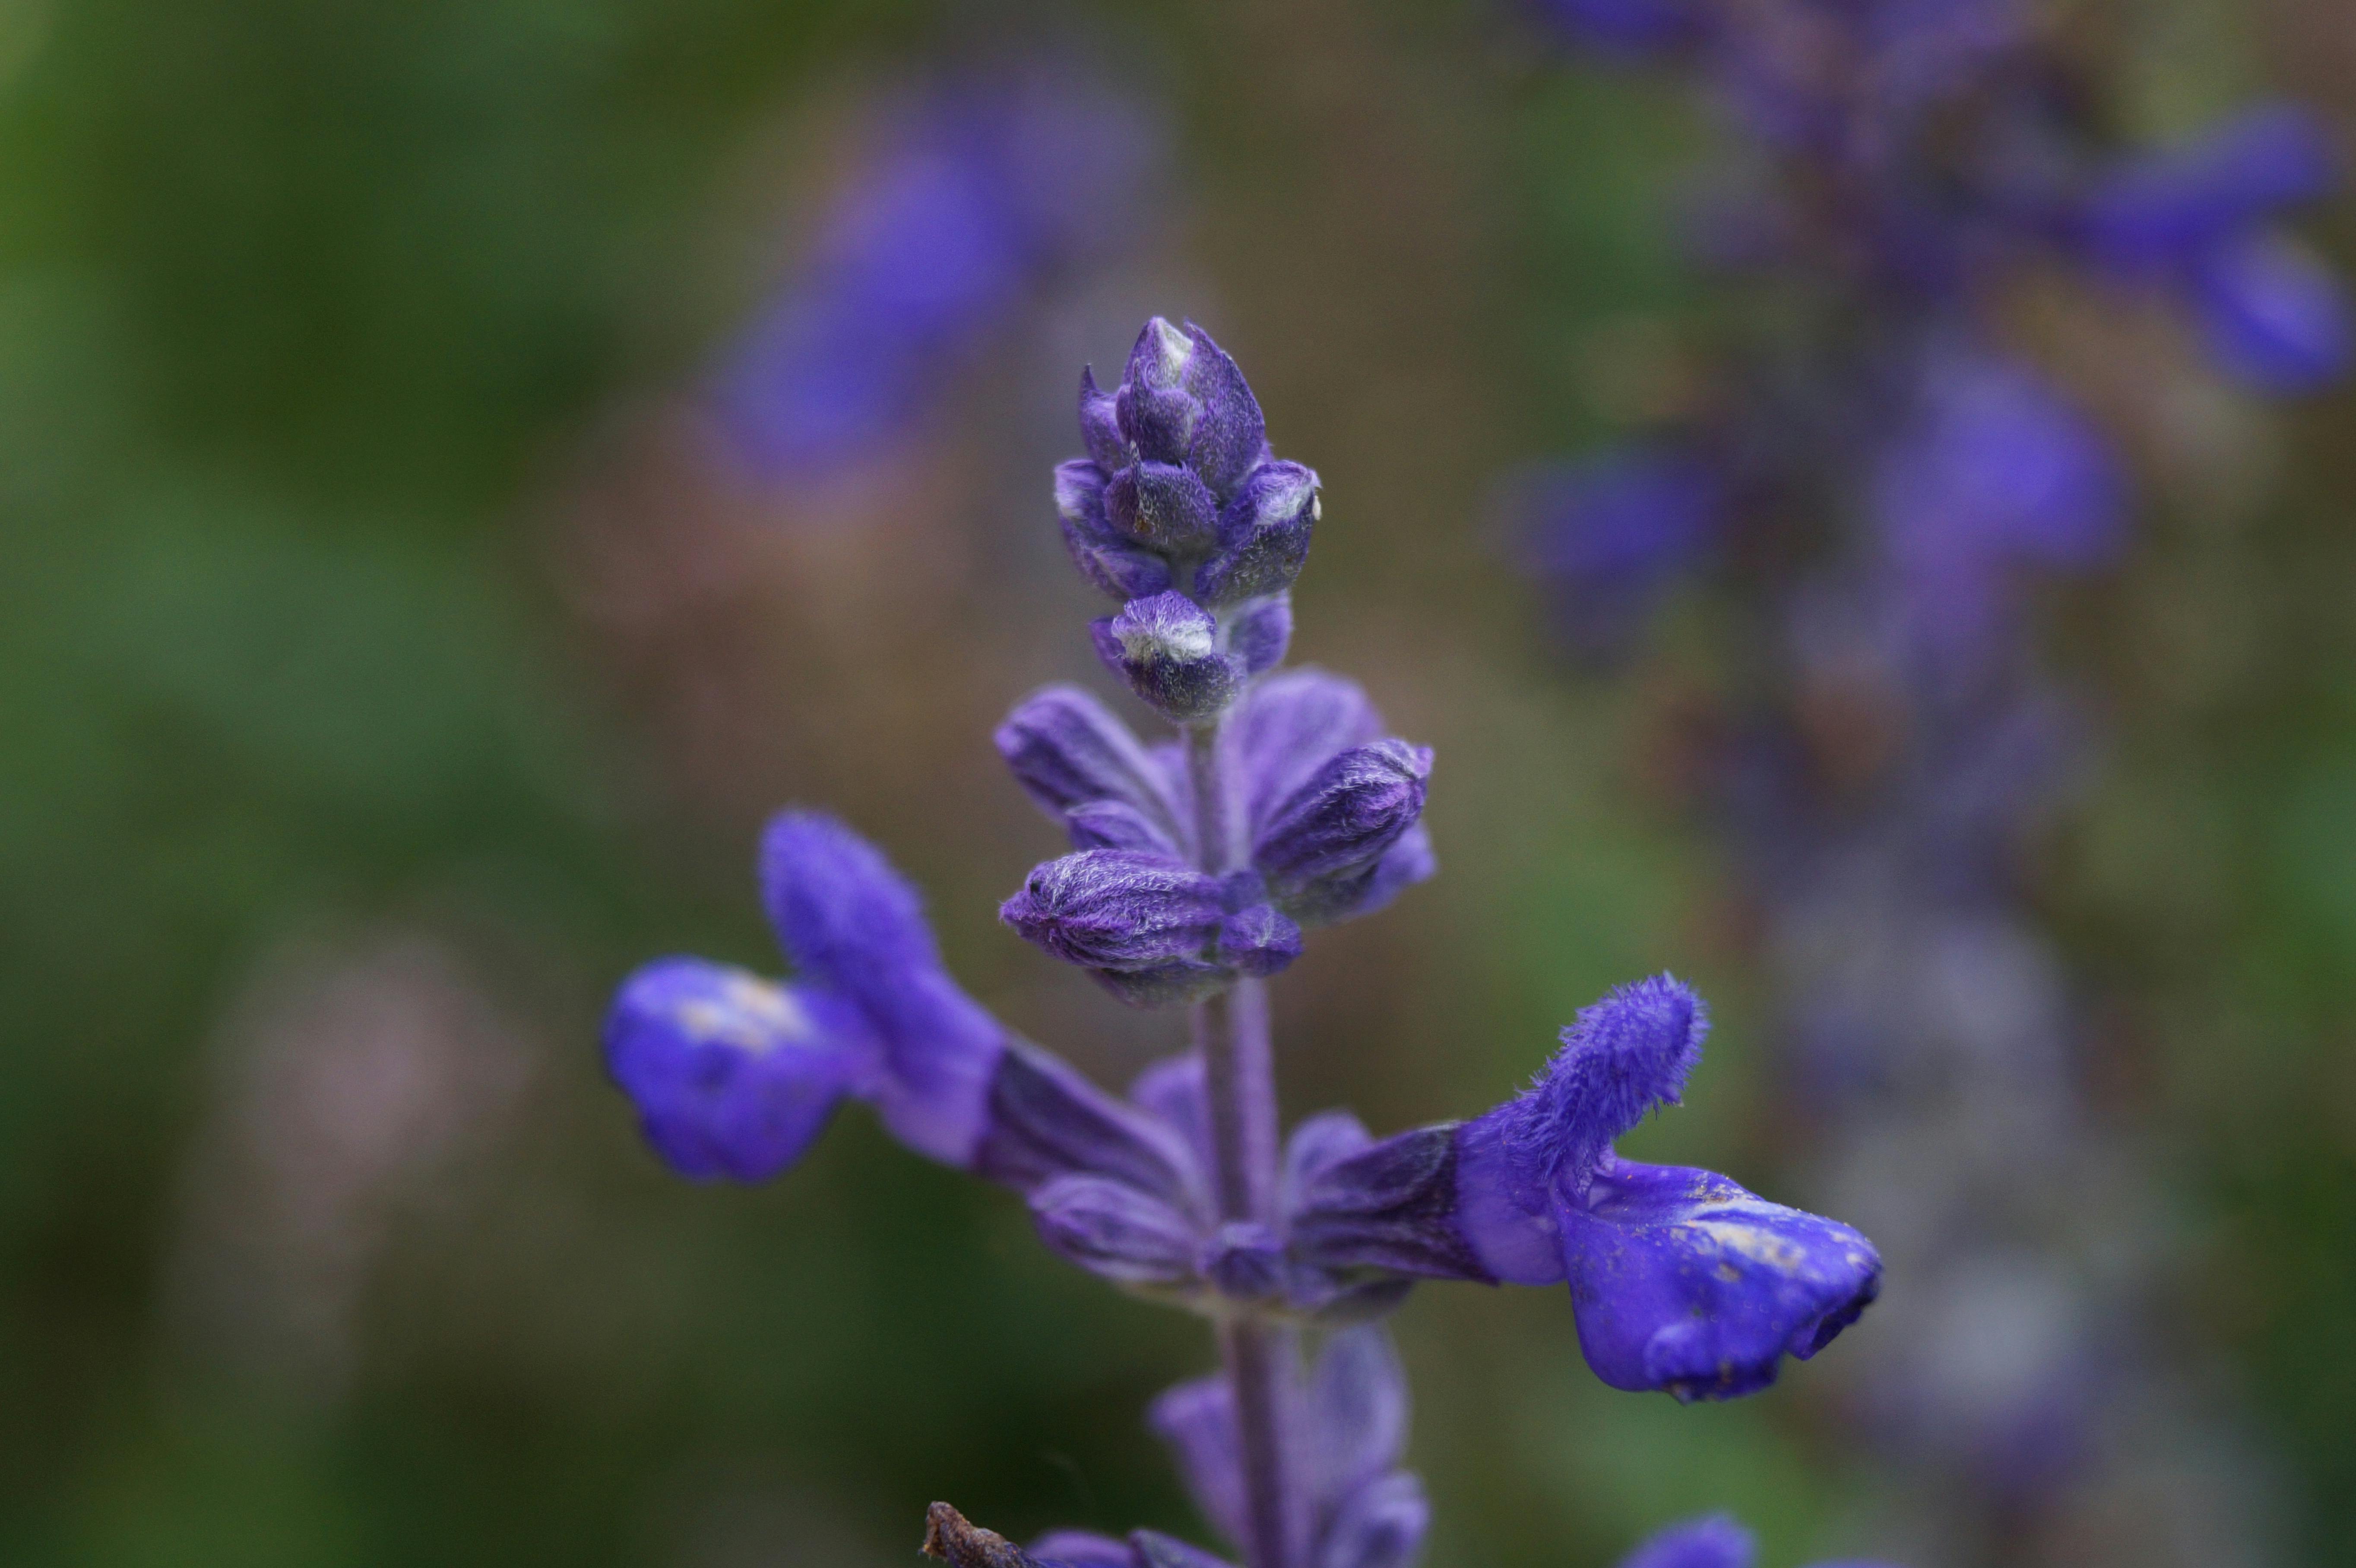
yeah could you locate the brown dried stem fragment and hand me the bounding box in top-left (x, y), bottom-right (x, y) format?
top-left (922, 1503), bottom-right (1038, 1568)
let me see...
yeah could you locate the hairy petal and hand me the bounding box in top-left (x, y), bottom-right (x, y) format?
top-left (1450, 1107), bottom-right (1567, 1285)
top-left (1496, 975), bottom-right (1710, 1203)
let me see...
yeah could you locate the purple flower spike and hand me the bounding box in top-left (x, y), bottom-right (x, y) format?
top-left (603, 958), bottom-right (869, 1182)
top-left (1615, 1515), bottom-right (1755, 1568)
top-left (1497, 975), bottom-right (1709, 1204)
top-left (1092, 593), bottom-right (1244, 724)
top-left (760, 811), bottom-right (1006, 1164)
top-left (710, 63), bottom-right (1165, 486)
top-left (1560, 1160), bottom-right (1881, 1401)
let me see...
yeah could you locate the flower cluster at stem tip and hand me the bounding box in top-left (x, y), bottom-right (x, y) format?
top-left (602, 319), bottom-right (1889, 1568)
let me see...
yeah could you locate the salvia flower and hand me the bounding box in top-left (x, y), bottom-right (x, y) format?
top-left (1292, 977), bottom-right (1881, 1400)
top-left (602, 957), bottom-right (869, 1182)
top-left (613, 317), bottom-right (1891, 1568)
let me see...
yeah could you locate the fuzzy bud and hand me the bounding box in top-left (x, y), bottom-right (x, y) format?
top-left (1092, 592), bottom-right (1244, 724)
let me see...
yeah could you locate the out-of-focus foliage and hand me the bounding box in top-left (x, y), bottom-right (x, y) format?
top-left (2, 1), bottom-right (2350, 1567)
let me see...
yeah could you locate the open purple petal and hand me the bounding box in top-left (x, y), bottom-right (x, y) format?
top-left (1559, 1158), bottom-right (1882, 1401)
top-left (603, 958), bottom-right (868, 1183)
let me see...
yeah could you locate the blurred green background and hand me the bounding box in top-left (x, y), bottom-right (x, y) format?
top-left (3, 0), bottom-right (2351, 1565)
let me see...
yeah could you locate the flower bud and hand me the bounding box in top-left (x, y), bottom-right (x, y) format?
top-left (996, 683), bottom-right (1185, 854)
top-left (1117, 316), bottom-right (1201, 460)
top-left (1195, 462), bottom-right (1319, 606)
top-left (1000, 849), bottom-right (1225, 970)
top-left (1613, 1515), bottom-right (1755, 1568)
top-left (1092, 592), bottom-right (1243, 724)
top-left (1058, 458), bottom-right (1175, 600)
top-left (1105, 461), bottom-right (1221, 555)
top-left (1030, 1173), bottom-right (1203, 1286)
top-left (1223, 593), bottom-right (1293, 680)
top-left (1078, 366), bottom-right (1128, 471)
top-left (1253, 740), bottom-right (1433, 898)
top-left (1319, 1473), bottom-right (1428, 1568)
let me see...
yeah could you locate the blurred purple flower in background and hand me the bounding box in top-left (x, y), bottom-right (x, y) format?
top-left (709, 55), bottom-right (1166, 486)
top-left (1514, 0), bottom-right (2344, 1561)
